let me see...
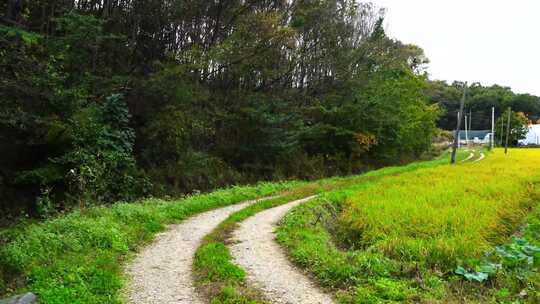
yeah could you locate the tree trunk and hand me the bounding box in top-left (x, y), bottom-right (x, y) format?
top-left (5, 0), bottom-right (22, 21)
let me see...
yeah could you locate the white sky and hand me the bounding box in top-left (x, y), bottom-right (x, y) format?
top-left (371, 0), bottom-right (540, 96)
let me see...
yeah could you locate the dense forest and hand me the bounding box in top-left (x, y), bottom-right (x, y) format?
top-left (1, 0), bottom-right (539, 219)
top-left (427, 81), bottom-right (540, 131)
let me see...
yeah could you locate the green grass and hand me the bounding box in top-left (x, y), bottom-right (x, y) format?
top-left (277, 148), bottom-right (540, 303)
top-left (194, 183), bottom-right (352, 304)
top-left (0, 149), bottom-right (467, 303)
top-left (194, 151), bottom-right (468, 303)
top-left (0, 182), bottom-right (297, 303)
top-left (340, 149), bottom-right (538, 267)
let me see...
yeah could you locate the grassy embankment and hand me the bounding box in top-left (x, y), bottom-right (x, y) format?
top-left (0, 182), bottom-right (297, 303)
top-left (0, 150), bottom-right (466, 303)
top-left (277, 148), bottom-right (540, 303)
top-left (193, 151), bottom-right (471, 303)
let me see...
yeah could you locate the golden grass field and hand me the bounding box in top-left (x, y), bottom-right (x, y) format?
top-left (339, 148), bottom-right (540, 269)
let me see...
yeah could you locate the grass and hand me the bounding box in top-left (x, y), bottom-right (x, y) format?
top-left (277, 148), bottom-right (540, 303)
top-left (0, 182), bottom-right (297, 303)
top-left (194, 151), bottom-right (468, 303)
top-left (0, 149), bottom-right (467, 303)
top-left (194, 192), bottom-right (316, 304)
top-left (341, 148), bottom-right (539, 267)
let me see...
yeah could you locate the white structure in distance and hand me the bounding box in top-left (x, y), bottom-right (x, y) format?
top-left (519, 124), bottom-right (540, 146)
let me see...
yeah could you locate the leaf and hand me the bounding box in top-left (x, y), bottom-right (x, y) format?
top-left (523, 244), bottom-right (540, 255)
top-left (455, 263), bottom-right (496, 283)
top-left (455, 266), bottom-right (466, 275)
top-left (478, 263), bottom-right (500, 275)
top-left (464, 271), bottom-right (489, 282)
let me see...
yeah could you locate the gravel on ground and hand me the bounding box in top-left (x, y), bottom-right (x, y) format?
top-left (474, 152), bottom-right (486, 162)
top-left (230, 196), bottom-right (335, 304)
top-left (124, 198), bottom-right (265, 304)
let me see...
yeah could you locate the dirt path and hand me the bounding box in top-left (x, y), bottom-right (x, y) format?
top-left (461, 152), bottom-right (475, 163)
top-left (474, 152), bottom-right (485, 162)
top-left (124, 198), bottom-right (266, 304)
top-left (230, 196), bottom-right (334, 304)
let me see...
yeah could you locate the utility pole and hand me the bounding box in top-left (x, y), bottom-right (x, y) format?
top-left (490, 107), bottom-right (495, 150)
top-left (504, 108), bottom-right (511, 154)
top-left (457, 112), bottom-right (461, 149)
top-left (499, 118), bottom-right (504, 146)
top-left (469, 109), bottom-right (472, 131)
top-left (464, 114), bottom-right (469, 147)
top-left (451, 82), bottom-right (467, 164)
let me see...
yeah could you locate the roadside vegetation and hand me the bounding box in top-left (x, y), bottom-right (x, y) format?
top-left (277, 148), bottom-right (540, 303)
top-left (2, 1), bottom-right (539, 303)
top-left (426, 81), bottom-right (540, 134)
top-left (193, 151), bottom-right (468, 303)
top-left (0, 182), bottom-right (296, 303)
top-left (0, 150), bottom-right (467, 303)
top-left (3, 1), bottom-right (536, 225)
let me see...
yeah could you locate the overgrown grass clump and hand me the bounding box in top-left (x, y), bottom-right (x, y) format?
top-left (278, 149), bottom-right (540, 303)
top-left (0, 182), bottom-right (296, 303)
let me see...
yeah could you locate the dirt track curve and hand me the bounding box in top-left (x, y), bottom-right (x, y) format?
top-left (230, 196), bottom-right (334, 304)
top-left (124, 198), bottom-right (265, 304)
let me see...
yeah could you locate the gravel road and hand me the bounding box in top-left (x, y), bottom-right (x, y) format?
top-left (124, 198), bottom-right (264, 304)
top-left (474, 152), bottom-right (485, 162)
top-left (461, 152), bottom-right (475, 162)
top-left (230, 196), bottom-right (334, 304)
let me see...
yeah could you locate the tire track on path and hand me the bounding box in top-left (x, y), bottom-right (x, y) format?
top-left (474, 152), bottom-right (485, 162)
top-left (230, 196), bottom-right (334, 304)
top-left (124, 198), bottom-right (268, 304)
top-left (461, 151), bottom-right (475, 163)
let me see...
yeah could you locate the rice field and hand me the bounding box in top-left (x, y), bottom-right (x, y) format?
top-left (278, 148), bottom-right (540, 303)
top-left (339, 149), bottom-right (540, 268)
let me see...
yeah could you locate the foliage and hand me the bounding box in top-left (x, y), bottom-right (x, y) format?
top-left (495, 108), bottom-right (529, 146)
top-left (1, 1), bottom-right (441, 218)
top-left (277, 149), bottom-right (540, 303)
top-left (1, 12), bottom-right (133, 216)
top-left (353, 69), bottom-right (440, 162)
top-left (455, 237), bottom-right (540, 283)
top-left (426, 81), bottom-right (540, 131)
